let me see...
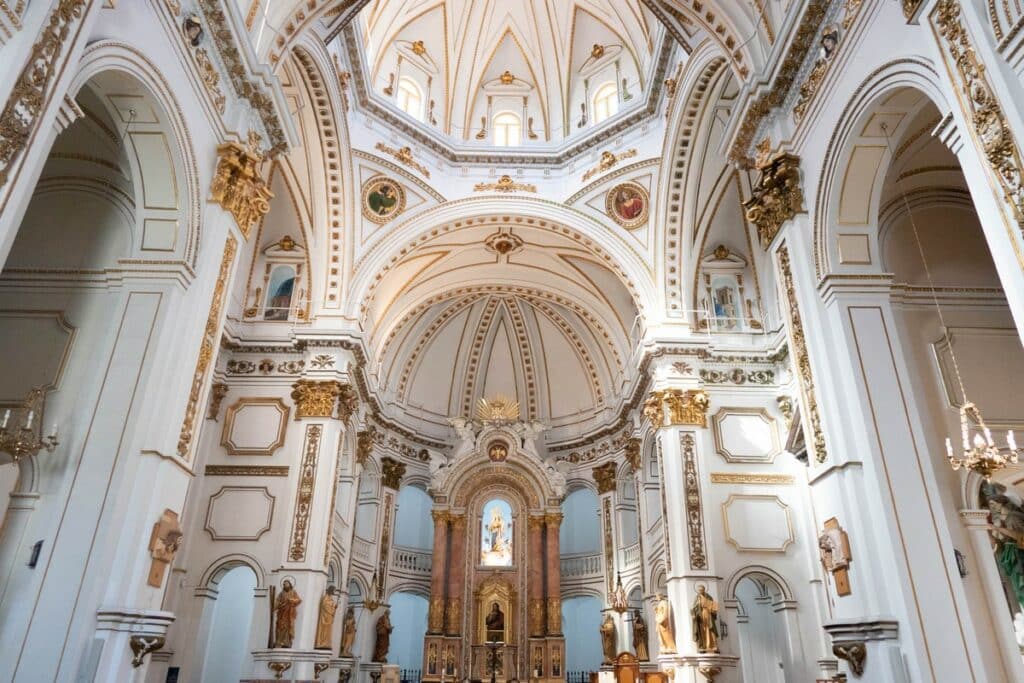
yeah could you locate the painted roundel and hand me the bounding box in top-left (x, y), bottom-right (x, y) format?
top-left (361, 175), bottom-right (406, 224)
top-left (605, 181), bottom-right (649, 229)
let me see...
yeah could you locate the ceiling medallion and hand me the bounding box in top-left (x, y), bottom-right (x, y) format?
top-left (360, 175), bottom-right (407, 224)
top-left (487, 440), bottom-right (510, 462)
top-left (473, 175), bottom-right (537, 194)
top-left (484, 231), bottom-right (524, 257)
top-left (605, 181), bottom-right (650, 229)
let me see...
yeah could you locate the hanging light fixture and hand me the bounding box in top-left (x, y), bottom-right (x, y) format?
top-left (881, 122), bottom-right (1020, 480)
top-left (364, 570), bottom-right (383, 611)
top-left (610, 573), bottom-right (629, 613)
top-left (0, 387), bottom-right (59, 463)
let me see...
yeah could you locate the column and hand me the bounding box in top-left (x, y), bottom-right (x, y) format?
top-left (446, 514), bottom-right (467, 636)
top-left (428, 510), bottom-right (450, 634)
top-left (528, 515), bottom-right (546, 637)
top-left (544, 512), bottom-right (562, 635)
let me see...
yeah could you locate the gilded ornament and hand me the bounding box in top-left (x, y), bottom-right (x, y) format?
top-left (381, 456), bottom-right (406, 489)
top-left (682, 434), bottom-right (708, 570)
top-left (177, 236), bottom-right (237, 458)
top-left (146, 509), bottom-right (183, 588)
top-left (361, 175), bottom-right (406, 223)
top-left (290, 380), bottom-right (343, 419)
top-left (206, 382), bottom-right (229, 420)
top-left (210, 133), bottom-right (273, 238)
top-left (428, 595), bottom-right (445, 633)
top-left (582, 149), bottom-right (639, 182)
top-left (646, 389), bottom-right (710, 428)
top-left (546, 596), bottom-right (561, 635)
top-left (592, 462), bottom-right (617, 494)
top-left (483, 231), bottom-right (524, 256)
top-left (778, 246), bottom-right (829, 463)
top-left (743, 152), bottom-right (804, 249)
top-left (624, 437), bottom-right (641, 472)
top-left (374, 142), bottom-right (430, 178)
top-left (0, 0), bottom-right (88, 190)
top-left (288, 424), bottom-right (322, 562)
top-left (193, 48), bottom-right (226, 113)
top-left (356, 427), bottom-right (375, 465)
top-left (473, 175), bottom-right (537, 193)
top-left (337, 383), bottom-right (359, 422)
top-left (902, 0), bottom-right (924, 20)
top-left (476, 395), bottom-right (520, 422)
top-left (129, 635), bottom-right (165, 668)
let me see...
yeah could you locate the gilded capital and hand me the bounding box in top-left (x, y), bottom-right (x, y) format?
top-left (355, 427), bottom-right (376, 465)
top-left (432, 509), bottom-right (452, 525)
top-left (528, 514), bottom-right (546, 530)
top-left (449, 513), bottom-right (467, 530)
top-left (644, 389), bottom-right (710, 428)
top-left (742, 152), bottom-right (803, 250)
top-left (337, 384), bottom-right (360, 423)
top-left (210, 134), bottom-right (273, 239)
top-left (381, 456), bottom-right (406, 489)
top-left (291, 380), bottom-right (342, 419)
top-left (544, 512), bottom-right (563, 528)
top-left (592, 462), bottom-right (617, 495)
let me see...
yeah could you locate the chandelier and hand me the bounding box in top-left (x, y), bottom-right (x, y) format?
top-left (364, 570), bottom-right (383, 611)
top-left (0, 387), bottom-right (58, 463)
top-left (946, 402), bottom-right (1019, 479)
top-left (881, 121), bottom-right (1018, 480)
top-left (610, 573), bottom-right (628, 613)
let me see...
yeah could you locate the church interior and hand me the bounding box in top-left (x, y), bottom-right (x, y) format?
top-left (3, 1), bottom-right (1024, 682)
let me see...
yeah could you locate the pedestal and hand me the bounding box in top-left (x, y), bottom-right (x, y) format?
top-left (331, 656), bottom-right (356, 683)
top-left (381, 663), bottom-right (400, 683)
top-left (250, 647), bottom-right (331, 682)
top-left (658, 653), bottom-right (740, 683)
top-left (92, 608), bottom-right (176, 682)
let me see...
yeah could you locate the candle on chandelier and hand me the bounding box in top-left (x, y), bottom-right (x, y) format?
top-left (25, 410), bottom-right (33, 430)
top-left (1009, 431), bottom-right (1017, 451)
top-left (945, 437), bottom-right (954, 458)
top-left (1, 409), bottom-right (9, 430)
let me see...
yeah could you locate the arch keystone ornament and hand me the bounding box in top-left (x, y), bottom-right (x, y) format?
top-left (742, 152), bottom-right (804, 249)
top-left (210, 132), bottom-right (273, 239)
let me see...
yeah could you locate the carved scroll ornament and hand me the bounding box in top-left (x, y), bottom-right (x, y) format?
top-left (743, 152), bottom-right (804, 249)
top-left (210, 134), bottom-right (273, 239)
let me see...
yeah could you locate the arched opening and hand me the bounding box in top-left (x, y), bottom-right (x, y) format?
top-left (389, 591), bottom-right (429, 671)
top-left (733, 575), bottom-right (791, 683)
top-left (200, 565), bottom-right (258, 683)
top-left (561, 595), bottom-right (602, 673)
top-left (397, 76), bottom-right (424, 120)
top-left (493, 112), bottom-right (522, 147)
top-left (592, 81), bottom-right (618, 124)
top-left (561, 488), bottom-right (599, 555)
top-left (395, 484), bottom-right (433, 550)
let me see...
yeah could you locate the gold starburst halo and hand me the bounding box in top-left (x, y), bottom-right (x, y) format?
top-left (476, 395), bottom-right (520, 422)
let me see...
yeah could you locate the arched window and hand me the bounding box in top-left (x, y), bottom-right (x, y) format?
top-left (493, 112), bottom-right (522, 146)
top-left (396, 77), bottom-right (424, 120)
top-left (264, 264), bottom-right (296, 321)
top-left (592, 81), bottom-right (619, 124)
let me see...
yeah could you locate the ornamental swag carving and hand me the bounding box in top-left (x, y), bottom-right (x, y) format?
top-left (210, 133), bottom-right (273, 239)
top-left (743, 152), bottom-right (804, 249)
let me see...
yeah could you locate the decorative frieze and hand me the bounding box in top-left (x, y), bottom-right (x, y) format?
top-left (682, 433), bottom-right (708, 570)
top-left (709, 473), bottom-right (795, 485)
top-left (210, 133), bottom-right (273, 239)
top-left (592, 462), bottom-right (617, 494)
top-left (287, 424), bottom-right (322, 562)
top-left (777, 246), bottom-right (829, 463)
top-left (178, 236), bottom-right (238, 458)
top-left (290, 380), bottom-right (342, 419)
top-left (743, 152), bottom-right (804, 250)
top-left (380, 456), bottom-right (406, 489)
top-left (473, 175), bottom-right (537, 193)
top-left (0, 0), bottom-right (88, 190)
top-left (204, 464), bottom-right (289, 476)
top-left (643, 389), bottom-right (710, 428)
top-left (700, 368), bottom-right (775, 385)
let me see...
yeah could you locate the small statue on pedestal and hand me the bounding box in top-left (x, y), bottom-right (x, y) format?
top-left (600, 613), bottom-right (617, 663)
top-left (315, 586), bottom-right (338, 650)
top-left (632, 609), bottom-right (649, 660)
top-left (655, 594), bottom-right (676, 653)
top-left (339, 606), bottom-right (357, 656)
top-left (274, 580), bottom-right (302, 648)
top-left (691, 585), bottom-right (720, 653)
top-left (373, 609), bottom-right (393, 662)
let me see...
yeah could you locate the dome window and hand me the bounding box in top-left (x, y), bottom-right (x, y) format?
top-left (396, 77), bottom-right (424, 120)
top-left (493, 111), bottom-right (522, 147)
top-left (592, 81), bottom-right (619, 124)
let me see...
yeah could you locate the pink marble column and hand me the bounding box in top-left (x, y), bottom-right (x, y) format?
top-left (528, 515), bottom-right (545, 637)
top-left (428, 510), bottom-right (449, 634)
top-left (544, 512), bottom-right (563, 635)
top-left (445, 514), bottom-right (467, 635)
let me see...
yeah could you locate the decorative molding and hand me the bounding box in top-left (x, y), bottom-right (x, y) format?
top-left (206, 382), bottom-right (229, 420)
top-left (722, 494), bottom-right (795, 553)
top-left (832, 642), bottom-right (866, 676)
top-left (743, 152), bottom-right (804, 250)
top-left (130, 635), bottom-right (165, 668)
top-left (220, 397), bottom-right (289, 456)
top-left (699, 368), bottom-right (775, 385)
top-left (709, 473), bottom-right (795, 485)
top-left (581, 149), bottom-right (639, 182)
top-left (204, 486), bottom-right (275, 541)
top-left (355, 427), bottom-right (375, 465)
top-left (711, 407), bottom-right (781, 464)
top-left (210, 133), bottom-right (273, 239)
top-left (682, 433), bottom-right (708, 570)
top-left (624, 437), bottom-right (641, 473)
top-left (374, 142), bottom-right (430, 178)
top-left (177, 236), bottom-right (237, 459)
top-left (0, 0), bottom-right (89, 190)
top-left (287, 424), bottom-right (322, 562)
top-left (204, 464), bottom-right (289, 476)
top-left (777, 246), bottom-right (828, 464)
top-left (473, 175), bottom-right (537, 194)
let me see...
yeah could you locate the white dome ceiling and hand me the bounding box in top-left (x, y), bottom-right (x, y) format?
top-left (365, 220), bottom-right (639, 441)
top-left (357, 0), bottom-right (661, 144)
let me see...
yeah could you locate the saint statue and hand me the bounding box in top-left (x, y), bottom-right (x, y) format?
top-left (984, 482), bottom-right (1024, 608)
top-left (488, 507), bottom-right (507, 554)
top-left (691, 585), bottom-right (720, 653)
top-left (600, 613), bottom-right (617, 663)
top-left (339, 606), bottom-right (357, 657)
top-left (373, 609), bottom-right (394, 662)
top-left (274, 580), bottom-right (302, 648)
top-left (485, 602), bottom-right (505, 642)
top-left (632, 609), bottom-right (649, 661)
top-left (314, 586), bottom-right (338, 650)
top-left (654, 594), bottom-right (676, 653)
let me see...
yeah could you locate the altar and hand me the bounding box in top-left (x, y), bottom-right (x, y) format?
top-left (421, 409), bottom-right (566, 683)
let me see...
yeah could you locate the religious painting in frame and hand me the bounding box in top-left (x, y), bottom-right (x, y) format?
top-left (480, 498), bottom-right (513, 566)
top-left (361, 175), bottom-right (406, 224)
top-left (605, 181), bottom-right (649, 229)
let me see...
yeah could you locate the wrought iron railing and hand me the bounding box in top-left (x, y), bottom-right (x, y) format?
top-left (400, 669), bottom-right (422, 683)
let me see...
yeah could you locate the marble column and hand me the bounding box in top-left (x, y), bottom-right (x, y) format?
top-left (528, 515), bottom-right (546, 637)
top-left (544, 513), bottom-right (563, 635)
top-left (428, 510), bottom-right (450, 634)
top-left (445, 514), bottom-right (467, 635)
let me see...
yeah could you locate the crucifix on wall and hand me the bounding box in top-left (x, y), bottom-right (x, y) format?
top-left (819, 517), bottom-right (853, 596)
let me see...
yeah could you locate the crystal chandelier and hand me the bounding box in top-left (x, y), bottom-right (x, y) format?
top-left (610, 573), bottom-right (628, 613)
top-left (946, 402), bottom-right (1019, 480)
top-left (0, 387), bottom-right (59, 463)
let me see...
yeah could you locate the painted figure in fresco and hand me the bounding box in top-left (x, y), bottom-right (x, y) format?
top-left (274, 580), bottom-right (302, 648)
top-left (632, 609), bottom-right (649, 660)
top-left (613, 185), bottom-right (645, 221)
top-left (368, 183), bottom-right (399, 217)
top-left (691, 585), bottom-right (720, 653)
top-left (314, 586), bottom-right (338, 650)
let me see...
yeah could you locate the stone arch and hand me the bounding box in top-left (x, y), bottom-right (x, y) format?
top-left (723, 564), bottom-right (795, 605)
top-left (200, 553), bottom-right (269, 590)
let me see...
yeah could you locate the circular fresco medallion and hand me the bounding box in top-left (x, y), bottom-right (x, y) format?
top-left (487, 441), bottom-right (509, 462)
top-left (605, 181), bottom-right (649, 229)
top-left (361, 176), bottom-right (406, 224)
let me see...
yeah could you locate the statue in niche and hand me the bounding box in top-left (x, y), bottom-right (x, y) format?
top-left (654, 595), bottom-right (676, 653)
top-left (983, 481), bottom-right (1024, 608)
top-left (691, 585), bottom-right (720, 653)
top-left (600, 613), bottom-right (617, 663)
top-left (485, 602), bottom-right (505, 642)
top-left (273, 580), bottom-right (302, 648)
top-left (427, 643), bottom-right (438, 675)
top-left (373, 609), bottom-right (394, 662)
top-left (339, 606), bottom-right (357, 657)
top-left (480, 500), bottom-right (513, 566)
top-left (315, 586), bottom-right (338, 650)
top-left (632, 609), bottom-right (649, 660)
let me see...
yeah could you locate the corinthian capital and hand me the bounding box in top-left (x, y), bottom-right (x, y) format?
top-left (743, 152), bottom-right (804, 250)
top-left (290, 380), bottom-right (342, 419)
